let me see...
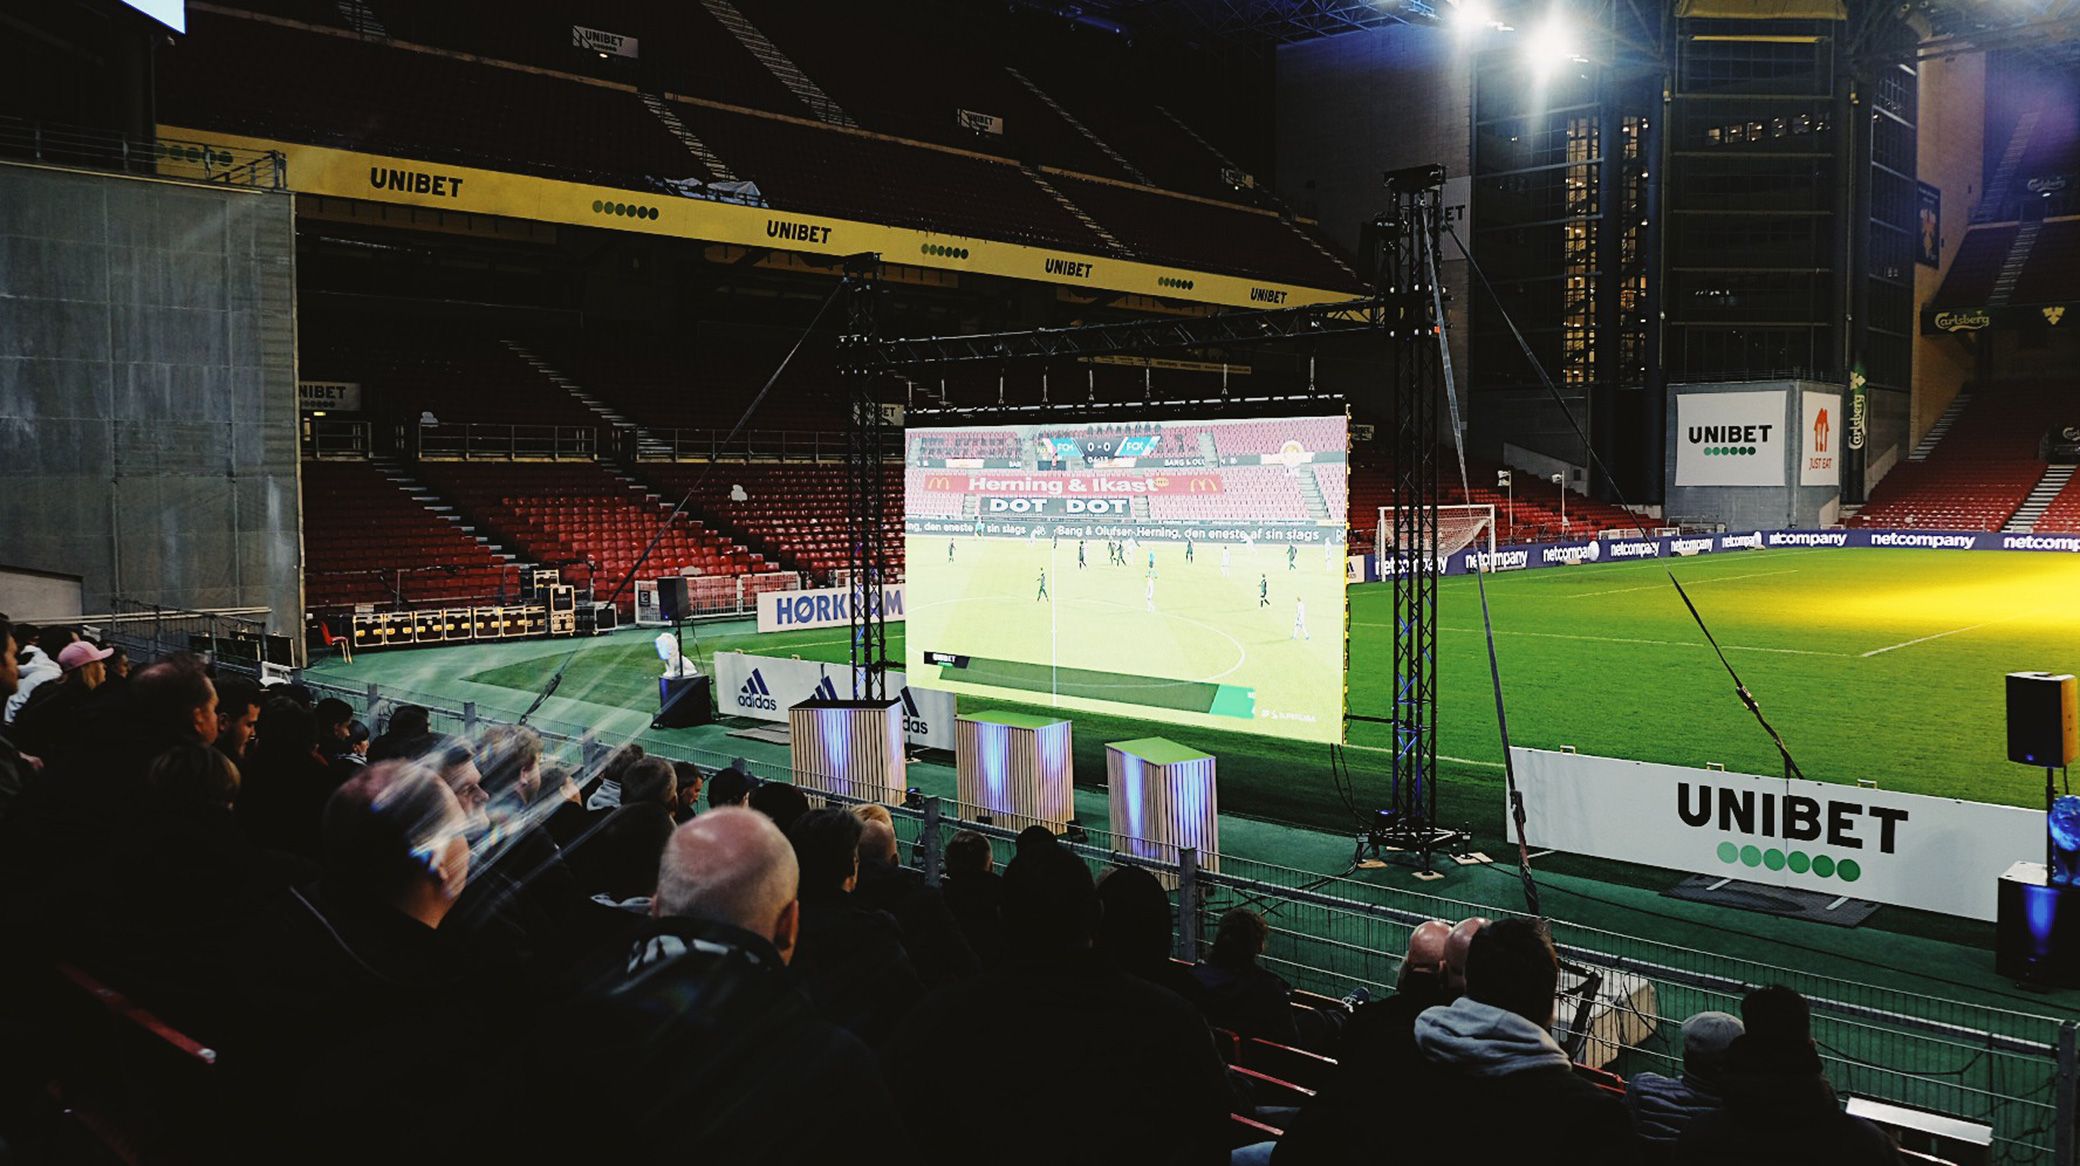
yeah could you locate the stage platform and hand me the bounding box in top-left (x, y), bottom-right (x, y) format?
top-left (303, 620), bottom-right (2080, 1020)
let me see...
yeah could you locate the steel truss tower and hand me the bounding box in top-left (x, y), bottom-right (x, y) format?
top-left (839, 255), bottom-right (891, 701)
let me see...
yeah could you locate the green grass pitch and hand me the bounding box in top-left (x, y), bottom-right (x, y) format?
top-left (464, 547), bottom-right (2080, 837)
top-left (904, 532), bottom-right (1348, 743)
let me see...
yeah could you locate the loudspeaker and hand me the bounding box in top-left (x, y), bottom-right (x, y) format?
top-left (2007, 672), bottom-right (2078, 767)
top-left (658, 576), bottom-right (692, 622)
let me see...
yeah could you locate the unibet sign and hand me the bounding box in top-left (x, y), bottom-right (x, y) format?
top-left (1675, 389), bottom-right (1788, 487)
top-left (1510, 749), bottom-right (2041, 920)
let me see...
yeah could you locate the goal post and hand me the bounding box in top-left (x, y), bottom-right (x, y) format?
top-left (1377, 503), bottom-right (1497, 569)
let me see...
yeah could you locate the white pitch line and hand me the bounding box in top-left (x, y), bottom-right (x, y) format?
top-left (1340, 741), bottom-right (1506, 769)
top-left (1859, 621), bottom-right (1999, 658)
top-left (1560, 568), bottom-right (1799, 599)
top-left (1347, 624), bottom-right (1848, 657)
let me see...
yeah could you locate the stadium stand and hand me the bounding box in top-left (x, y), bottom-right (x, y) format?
top-left (415, 461), bottom-right (766, 602)
top-left (152, 6), bottom-right (1356, 287)
top-left (1047, 173), bottom-right (1360, 288)
top-left (158, 11), bottom-right (714, 189)
top-left (646, 463), bottom-right (903, 578)
top-left (540, 326), bottom-right (848, 435)
top-left (300, 317), bottom-right (600, 430)
top-left (905, 468), bottom-right (969, 518)
top-left (300, 459), bottom-right (519, 610)
top-left (1924, 225), bottom-right (2015, 310)
top-left (1346, 448), bottom-right (1641, 543)
top-left (2039, 474), bottom-right (2080, 533)
top-left (1850, 383), bottom-right (2076, 530)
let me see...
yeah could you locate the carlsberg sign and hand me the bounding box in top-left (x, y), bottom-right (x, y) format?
top-left (1508, 748), bottom-right (2041, 920)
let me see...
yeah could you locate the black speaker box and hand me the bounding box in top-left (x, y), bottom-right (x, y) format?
top-left (2006, 672), bottom-right (2078, 768)
top-left (658, 576), bottom-right (692, 622)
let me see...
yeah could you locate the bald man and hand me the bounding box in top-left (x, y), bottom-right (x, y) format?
top-left (1443, 915), bottom-right (1491, 999)
top-left (853, 813), bottom-right (979, 987)
top-left (1272, 917), bottom-right (1466, 1165)
top-left (1399, 918), bottom-right (1453, 991)
top-left (521, 805), bottom-right (892, 1161)
top-left (652, 805), bottom-right (800, 959)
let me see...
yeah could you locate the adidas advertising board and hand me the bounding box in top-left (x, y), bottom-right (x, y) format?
top-left (1508, 748), bottom-right (2042, 921)
top-left (1675, 390), bottom-right (1788, 487)
top-left (757, 585), bottom-right (907, 633)
top-left (711, 652), bottom-right (955, 750)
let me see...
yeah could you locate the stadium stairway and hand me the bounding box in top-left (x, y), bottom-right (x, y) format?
top-left (2039, 473), bottom-right (2080, 533)
top-left (1908, 393), bottom-right (1970, 462)
top-left (302, 458), bottom-right (525, 610)
top-left (2007, 465), bottom-right (2078, 531)
top-left (498, 340), bottom-right (657, 455)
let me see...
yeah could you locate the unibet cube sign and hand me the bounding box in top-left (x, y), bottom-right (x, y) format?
top-left (1675, 390), bottom-right (1787, 487)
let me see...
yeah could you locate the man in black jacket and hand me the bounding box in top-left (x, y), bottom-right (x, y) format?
top-left (1400, 918), bottom-right (1633, 1164)
top-left (785, 807), bottom-right (922, 1045)
top-left (886, 835), bottom-right (1231, 1166)
top-left (517, 807), bottom-right (894, 1163)
top-left (853, 815), bottom-right (977, 987)
top-left (1679, 986), bottom-right (1901, 1165)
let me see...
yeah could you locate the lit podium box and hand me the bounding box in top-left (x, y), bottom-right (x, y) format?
top-left (1107, 737), bottom-right (1219, 884)
top-left (789, 699), bottom-right (906, 806)
top-left (955, 711), bottom-right (1073, 834)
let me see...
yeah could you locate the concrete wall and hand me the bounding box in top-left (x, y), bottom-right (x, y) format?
top-left (0, 161), bottom-right (301, 635)
top-left (1908, 51), bottom-right (1986, 468)
top-left (1276, 25), bottom-right (1473, 384)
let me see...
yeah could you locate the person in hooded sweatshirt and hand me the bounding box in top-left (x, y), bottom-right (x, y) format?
top-left (1626, 1010), bottom-right (1743, 1160)
top-left (1678, 986), bottom-right (1902, 1165)
top-left (1404, 918), bottom-right (1632, 1164)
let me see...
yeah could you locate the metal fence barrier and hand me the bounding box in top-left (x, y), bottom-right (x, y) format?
top-left (282, 671), bottom-right (2076, 1165)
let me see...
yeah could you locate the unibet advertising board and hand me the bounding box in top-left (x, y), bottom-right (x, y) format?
top-left (1675, 390), bottom-right (1787, 487)
top-left (1507, 748), bottom-right (2042, 920)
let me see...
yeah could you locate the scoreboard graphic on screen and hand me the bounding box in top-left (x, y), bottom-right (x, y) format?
top-left (905, 415), bottom-right (1350, 745)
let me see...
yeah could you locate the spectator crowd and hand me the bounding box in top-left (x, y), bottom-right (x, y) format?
top-left (0, 617), bottom-right (1911, 1164)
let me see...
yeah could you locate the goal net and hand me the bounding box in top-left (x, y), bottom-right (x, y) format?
top-left (1377, 504), bottom-right (1498, 569)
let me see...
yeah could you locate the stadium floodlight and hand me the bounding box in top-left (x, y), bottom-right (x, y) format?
top-left (1525, 12), bottom-right (1586, 76)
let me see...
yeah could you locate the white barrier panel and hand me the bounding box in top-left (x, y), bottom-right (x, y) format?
top-left (1507, 748), bottom-right (2043, 921)
top-left (756, 584), bottom-right (907, 632)
top-left (713, 651), bottom-right (954, 750)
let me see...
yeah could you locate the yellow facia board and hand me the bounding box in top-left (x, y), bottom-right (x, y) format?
top-left (164, 126), bottom-right (1355, 310)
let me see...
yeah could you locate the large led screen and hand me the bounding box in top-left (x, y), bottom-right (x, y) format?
top-left (905, 415), bottom-right (1349, 744)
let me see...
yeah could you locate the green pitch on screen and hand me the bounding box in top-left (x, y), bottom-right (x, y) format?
top-left (906, 534), bottom-right (1348, 744)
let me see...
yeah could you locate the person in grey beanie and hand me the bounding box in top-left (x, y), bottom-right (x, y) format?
top-left (1627, 1010), bottom-right (1744, 1158)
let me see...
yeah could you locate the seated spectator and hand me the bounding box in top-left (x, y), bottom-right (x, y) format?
top-left (100, 643), bottom-right (130, 684)
top-left (707, 760), bottom-right (757, 809)
top-left (1274, 919), bottom-right (1457, 1165)
top-left (568, 755), bottom-right (676, 903)
top-left (886, 835), bottom-right (1231, 1166)
top-left (64, 651), bottom-right (220, 788)
top-left (671, 759), bottom-right (704, 821)
top-left (367, 704), bottom-right (432, 762)
top-left (535, 764), bottom-right (589, 848)
top-left (477, 724), bottom-right (543, 820)
top-left (1193, 907), bottom-right (1302, 1046)
top-left (4, 623), bottom-right (71, 724)
top-left (748, 780), bottom-right (810, 832)
top-left (1095, 865), bottom-right (1202, 1004)
top-left (436, 744), bottom-right (491, 832)
top-left (939, 828), bottom-right (1005, 967)
top-left (1403, 918), bottom-right (1631, 1163)
top-left (855, 814), bottom-right (977, 986)
top-left (1443, 913), bottom-right (1487, 997)
top-left (1629, 1011), bottom-right (1743, 1159)
top-left (312, 697), bottom-right (354, 755)
top-left (786, 807), bottom-right (923, 1045)
top-left (147, 740), bottom-right (242, 812)
top-left (0, 616), bottom-right (29, 827)
top-left (237, 698), bottom-right (338, 859)
top-left (1679, 986), bottom-right (1901, 1165)
top-left (513, 808), bottom-right (893, 1162)
top-left (580, 742), bottom-right (644, 809)
top-left (214, 674), bottom-right (263, 763)
top-left (9, 640), bottom-right (112, 760)
top-left (331, 720), bottom-right (370, 775)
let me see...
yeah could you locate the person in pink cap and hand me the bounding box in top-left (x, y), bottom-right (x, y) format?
top-left (8, 641), bottom-right (113, 761)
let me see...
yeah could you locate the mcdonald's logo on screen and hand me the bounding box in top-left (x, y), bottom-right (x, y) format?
top-left (926, 474), bottom-right (952, 491)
